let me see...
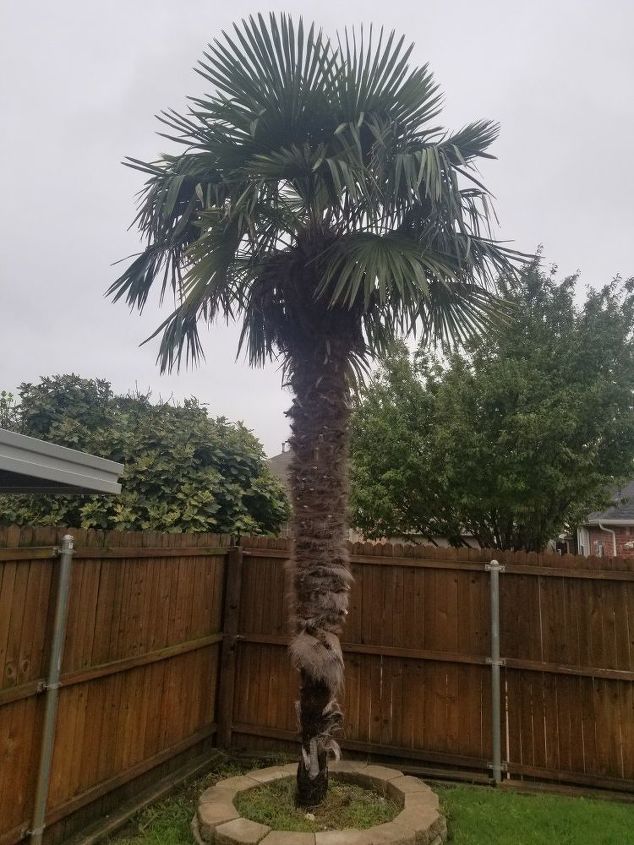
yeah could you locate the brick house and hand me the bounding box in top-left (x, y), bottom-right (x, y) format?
top-left (577, 479), bottom-right (634, 558)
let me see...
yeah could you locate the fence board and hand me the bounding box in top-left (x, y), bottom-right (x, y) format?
top-left (236, 537), bottom-right (634, 791)
top-left (0, 527), bottom-right (228, 845)
top-left (500, 564), bottom-right (634, 787)
top-left (235, 541), bottom-right (494, 773)
top-left (1, 528), bottom-right (634, 845)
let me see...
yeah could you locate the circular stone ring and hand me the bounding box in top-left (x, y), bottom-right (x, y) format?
top-left (193, 761), bottom-right (447, 845)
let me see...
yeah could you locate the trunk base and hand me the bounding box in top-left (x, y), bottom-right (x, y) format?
top-left (295, 673), bottom-right (331, 808)
top-left (295, 759), bottom-right (328, 808)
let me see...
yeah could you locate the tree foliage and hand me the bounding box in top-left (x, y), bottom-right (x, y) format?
top-left (108, 14), bottom-right (524, 380)
top-left (351, 263), bottom-right (634, 550)
top-left (0, 374), bottom-right (289, 534)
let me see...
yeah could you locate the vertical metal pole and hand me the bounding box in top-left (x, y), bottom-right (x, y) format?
top-left (486, 558), bottom-right (504, 784)
top-left (30, 534), bottom-right (74, 844)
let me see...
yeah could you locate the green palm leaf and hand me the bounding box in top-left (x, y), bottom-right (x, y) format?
top-left (109, 13), bottom-right (528, 373)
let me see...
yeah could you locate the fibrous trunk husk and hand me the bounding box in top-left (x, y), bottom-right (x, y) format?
top-left (287, 343), bottom-right (351, 808)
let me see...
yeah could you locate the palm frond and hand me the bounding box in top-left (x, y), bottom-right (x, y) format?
top-left (110, 14), bottom-right (528, 372)
top-left (417, 281), bottom-right (513, 347)
top-left (317, 232), bottom-right (434, 308)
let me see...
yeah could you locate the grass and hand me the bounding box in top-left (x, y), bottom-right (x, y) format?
top-left (106, 758), bottom-right (251, 845)
top-left (108, 760), bottom-right (634, 845)
top-left (437, 783), bottom-right (634, 845)
top-left (235, 776), bottom-right (398, 832)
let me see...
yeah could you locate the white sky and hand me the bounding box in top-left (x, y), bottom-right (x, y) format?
top-left (1, 1), bottom-right (633, 455)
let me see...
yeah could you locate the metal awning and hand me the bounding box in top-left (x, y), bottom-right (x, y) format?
top-left (0, 428), bottom-right (123, 494)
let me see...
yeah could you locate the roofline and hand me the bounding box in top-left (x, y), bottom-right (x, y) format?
top-left (0, 428), bottom-right (123, 494)
top-left (584, 518), bottom-right (634, 527)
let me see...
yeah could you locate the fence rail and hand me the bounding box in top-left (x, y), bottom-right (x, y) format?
top-left (232, 537), bottom-right (634, 793)
top-left (1, 528), bottom-right (633, 844)
top-left (0, 527), bottom-right (228, 845)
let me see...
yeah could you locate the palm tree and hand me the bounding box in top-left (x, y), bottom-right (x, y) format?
top-left (109, 14), bottom-right (522, 806)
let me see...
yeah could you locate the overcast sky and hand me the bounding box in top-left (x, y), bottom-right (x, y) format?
top-left (1, 1), bottom-right (633, 455)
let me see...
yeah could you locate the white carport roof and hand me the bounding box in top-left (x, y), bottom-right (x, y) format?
top-left (0, 428), bottom-right (123, 494)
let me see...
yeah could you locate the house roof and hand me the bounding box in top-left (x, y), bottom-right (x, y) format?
top-left (586, 478), bottom-right (634, 524)
top-left (0, 428), bottom-right (123, 495)
top-left (268, 448), bottom-right (291, 489)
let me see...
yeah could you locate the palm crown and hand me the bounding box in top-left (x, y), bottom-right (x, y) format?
top-left (109, 14), bottom-right (522, 376)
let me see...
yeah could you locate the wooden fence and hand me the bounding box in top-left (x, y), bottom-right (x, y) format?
top-left (1, 529), bottom-right (633, 845)
top-left (230, 538), bottom-right (634, 792)
top-left (0, 527), bottom-right (228, 845)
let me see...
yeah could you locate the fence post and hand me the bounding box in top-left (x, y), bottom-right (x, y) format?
top-left (217, 544), bottom-right (244, 748)
top-left (486, 558), bottom-right (505, 784)
top-left (30, 534), bottom-right (74, 844)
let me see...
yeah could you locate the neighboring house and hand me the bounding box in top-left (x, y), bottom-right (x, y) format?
top-left (268, 443), bottom-right (292, 492)
top-left (577, 479), bottom-right (634, 558)
top-left (268, 444), bottom-right (292, 536)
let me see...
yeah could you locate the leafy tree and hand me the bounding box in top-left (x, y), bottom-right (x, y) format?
top-left (0, 392), bottom-right (19, 430)
top-left (0, 374), bottom-right (288, 535)
top-left (351, 348), bottom-right (464, 545)
top-left (351, 263), bottom-right (634, 550)
top-left (108, 15), bottom-right (520, 804)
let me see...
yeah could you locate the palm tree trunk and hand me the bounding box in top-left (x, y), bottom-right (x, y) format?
top-left (287, 345), bottom-right (352, 807)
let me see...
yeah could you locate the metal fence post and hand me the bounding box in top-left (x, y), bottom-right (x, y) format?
top-left (30, 534), bottom-right (74, 844)
top-left (486, 558), bottom-right (505, 784)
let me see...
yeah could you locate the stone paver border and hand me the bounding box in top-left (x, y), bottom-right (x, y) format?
top-left (193, 761), bottom-right (447, 845)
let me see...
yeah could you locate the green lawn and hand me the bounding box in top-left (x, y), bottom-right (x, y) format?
top-left (109, 763), bottom-right (634, 845)
top-left (235, 776), bottom-right (398, 832)
top-left (107, 759), bottom-right (251, 845)
top-left (437, 784), bottom-right (634, 845)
